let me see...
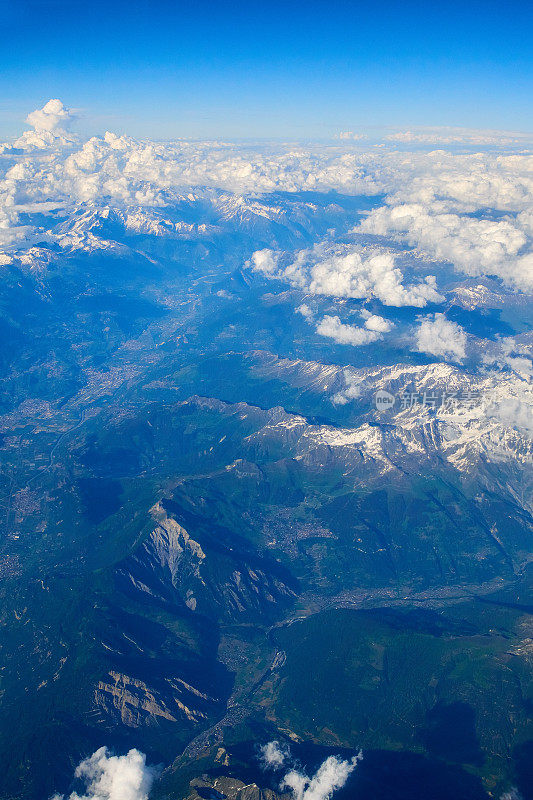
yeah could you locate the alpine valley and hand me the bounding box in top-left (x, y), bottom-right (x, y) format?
top-left (0, 101), bottom-right (532, 800)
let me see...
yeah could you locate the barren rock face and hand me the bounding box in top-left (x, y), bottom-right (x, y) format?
top-left (116, 499), bottom-right (297, 623)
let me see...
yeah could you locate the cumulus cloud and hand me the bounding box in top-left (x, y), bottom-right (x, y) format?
top-left (296, 303), bottom-right (314, 320)
top-left (259, 741), bottom-right (288, 770)
top-left (281, 754), bottom-right (362, 800)
top-left (360, 310), bottom-right (394, 332)
top-left (249, 243), bottom-right (444, 307)
top-left (251, 249), bottom-right (280, 275)
top-left (51, 747), bottom-right (158, 800)
top-left (260, 742), bottom-right (362, 800)
top-left (316, 315), bottom-right (382, 346)
top-left (26, 99), bottom-right (73, 133)
top-left (361, 204), bottom-right (533, 291)
top-left (415, 313), bottom-right (467, 362)
top-left (15, 99), bottom-right (76, 150)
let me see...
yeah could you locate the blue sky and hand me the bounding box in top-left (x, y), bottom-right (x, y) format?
top-left (2, 0), bottom-right (533, 139)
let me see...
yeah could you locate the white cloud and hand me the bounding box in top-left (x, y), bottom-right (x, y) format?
top-left (370, 151), bottom-right (533, 214)
top-left (384, 127), bottom-right (533, 146)
top-left (331, 368), bottom-right (365, 405)
top-left (338, 131), bottom-right (364, 141)
top-left (249, 243), bottom-right (443, 307)
top-left (483, 337), bottom-right (533, 378)
top-left (296, 303), bottom-right (314, 320)
top-left (500, 339), bottom-right (533, 378)
top-left (500, 789), bottom-right (524, 800)
top-left (51, 747), bottom-right (158, 800)
top-left (316, 315), bottom-right (384, 346)
top-left (305, 248), bottom-right (443, 307)
top-left (487, 398), bottom-right (533, 436)
top-left (415, 313), bottom-right (467, 362)
top-left (251, 249), bottom-right (280, 275)
top-left (281, 753), bottom-right (363, 800)
top-left (1, 99), bottom-right (533, 305)
top-left (259, 741), bottom-right (287, 769)
top-left (361, 204), bottom-right (533, 291)
top-left (260, 742), bottom-right (362, 800)
top-left (331, 388), bottom-right (359, 406)
top-left (360, 310), bottom-right (394, 332)
top-left (15, 99), bottom-right (76, 150)
top-left (26, 99), bottom-right (73, 133)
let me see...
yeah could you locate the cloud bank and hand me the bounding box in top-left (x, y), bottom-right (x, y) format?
top-left (384, 127), bottom-right (533, 146)
top-left (1, 99), bottom-right (533, 306)
top-left (361, 204), bottom-right (533, 291)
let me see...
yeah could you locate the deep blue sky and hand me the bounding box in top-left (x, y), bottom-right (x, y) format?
top-left (2, 0), bottom-right (532, 139)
